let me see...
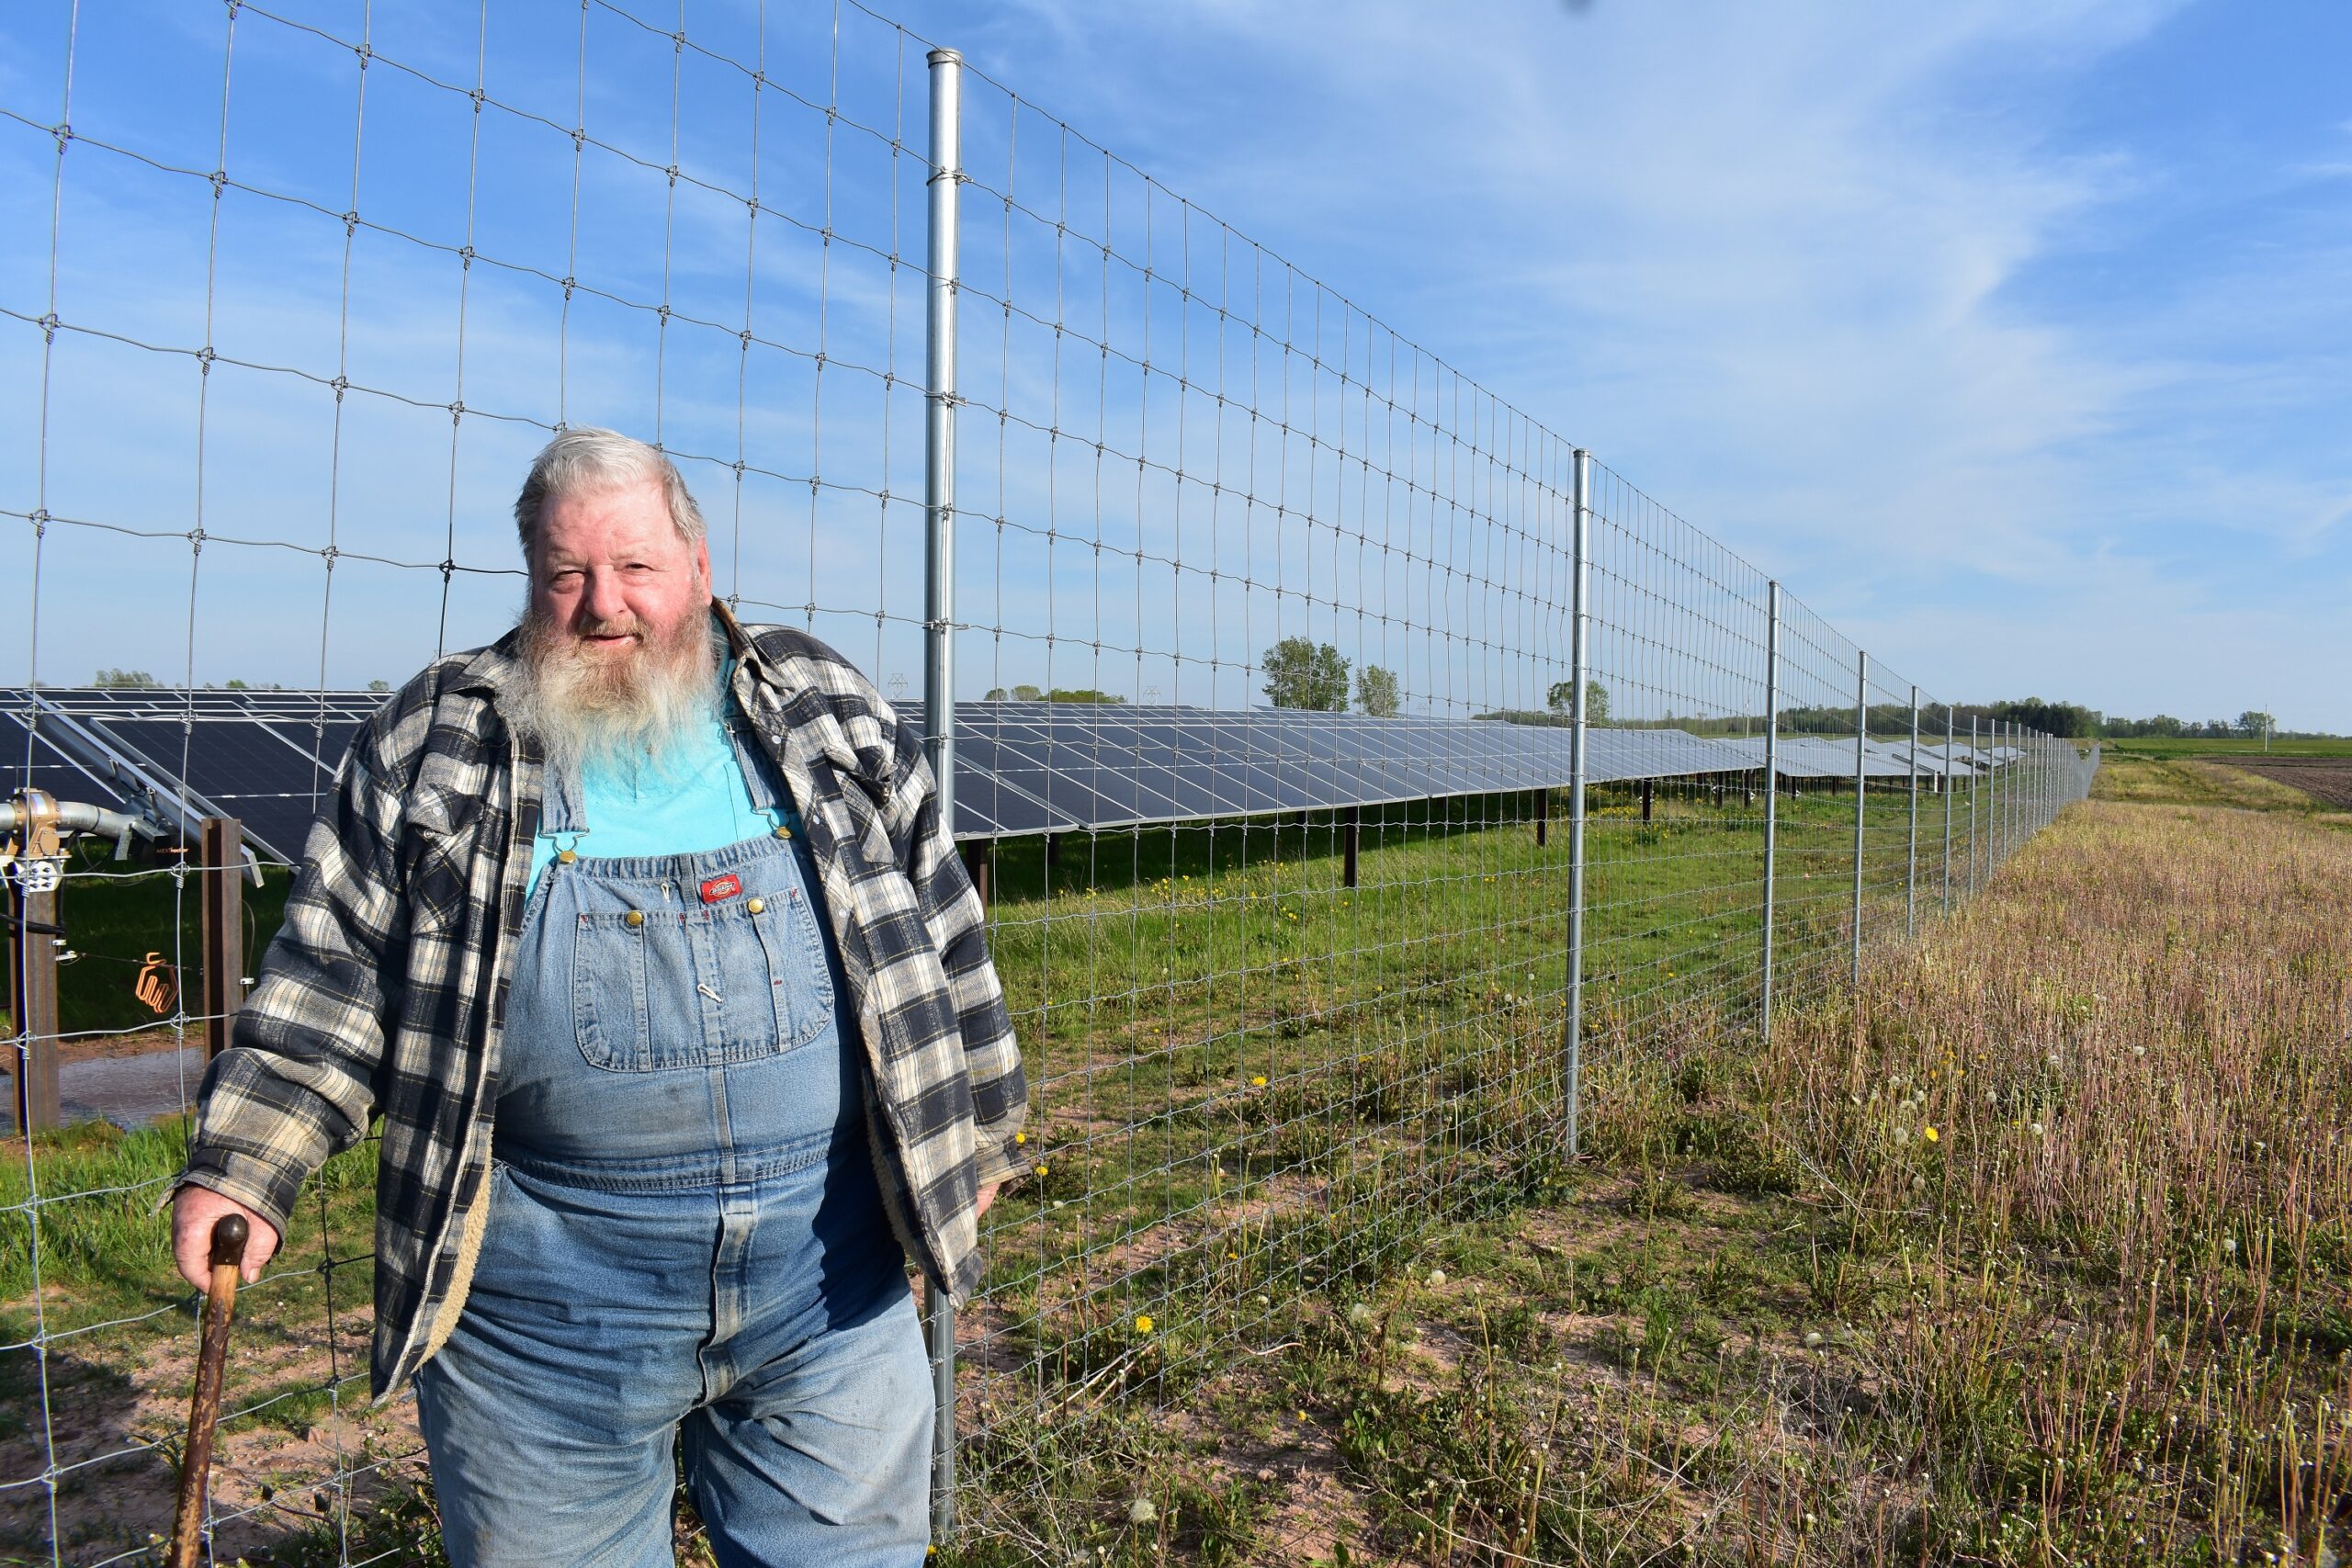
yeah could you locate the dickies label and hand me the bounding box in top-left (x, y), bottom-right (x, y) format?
top-left (699, 873), bottom-right (742, 904)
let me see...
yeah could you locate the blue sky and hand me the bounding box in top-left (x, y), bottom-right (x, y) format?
top-left (4, 0), bottom-right (2346, 729)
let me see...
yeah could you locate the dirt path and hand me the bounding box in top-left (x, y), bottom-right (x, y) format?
top-left (3, 1040), bottom-right (204, 1134)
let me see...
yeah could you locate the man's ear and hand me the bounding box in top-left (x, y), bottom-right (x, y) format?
top-left (694, 536), bottom-right (712, 592)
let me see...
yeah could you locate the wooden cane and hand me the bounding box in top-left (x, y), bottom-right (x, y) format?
top-left (167, 1214), bottom-right (249, 1568)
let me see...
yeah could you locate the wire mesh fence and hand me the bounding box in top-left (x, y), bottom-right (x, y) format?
top-left (0, 3), bottom-right (2097, 1562)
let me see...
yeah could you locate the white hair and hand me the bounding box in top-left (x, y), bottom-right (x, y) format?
top-left (514, 426), bottom-right (706, 558)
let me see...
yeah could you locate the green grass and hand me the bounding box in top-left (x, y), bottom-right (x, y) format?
top-left (25, 864), bottom-right (293, 1041)
top-left (3, 771), bottom-right (2054, 1562)
top-left (947, 777), bottom-right (2348, 1565)
top-left (2093, 749), bottom-right (2351, 820)
top-left (2102, 735), bottom-right (2352, 760)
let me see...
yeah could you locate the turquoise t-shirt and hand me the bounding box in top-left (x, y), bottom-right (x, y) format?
top-left (526, 664), bottom-right (803, 890)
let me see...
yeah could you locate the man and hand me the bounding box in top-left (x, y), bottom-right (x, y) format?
top-left (171, 427), bottom-right (1026, 1566)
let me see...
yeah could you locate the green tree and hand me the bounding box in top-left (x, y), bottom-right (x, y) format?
top-left (92, 668), bottom-right (161, 689)
top-left (1261, 637), bottom-right (1350, 711)
top-left (1355, 664), bottom-right (1400, 717)
top-left (2238, 709), bottom-right (2275, 739)
top-left (367, 678), bottom-right (391, 694)
top-left (1544, 679), bottom-right (1610, 722)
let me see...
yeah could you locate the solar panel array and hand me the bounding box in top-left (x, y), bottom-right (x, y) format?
top-left (3, 690), bottom-right (2028, 860)
top-left (1, 689), bottom-right (379, 863)
top-left (950, 703), bottom-right (1759, 838)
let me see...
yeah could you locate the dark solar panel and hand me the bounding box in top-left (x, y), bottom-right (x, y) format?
top-left (0, 711), bottom-right (138, 817)
top-left (84, 719), bottom-right (326, 862)
top-left (10, 689), bottom-right (1888, 851)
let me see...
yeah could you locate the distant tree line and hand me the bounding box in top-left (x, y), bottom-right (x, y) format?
top-left (969, 665), bottom-right (2320, 741)
top-left (2098, 709), bottom-right (2283, 740)
top-left (82, 669), bottom-right (392, 693)
top-left (981, 684), bottom-right (1126, 705)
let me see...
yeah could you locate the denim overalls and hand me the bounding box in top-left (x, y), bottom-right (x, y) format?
top-left (412, 724), bottom-right (933, 1568)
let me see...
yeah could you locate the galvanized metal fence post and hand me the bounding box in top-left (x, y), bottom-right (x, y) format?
top-left (1969, 716), bottom-right (1981, 896)
top-left (1997, 721), bottom-right (2009, 864)
top-left (1759, 582), bottom-right (1781, 1041)
top-left (1994, 720), bottom-right (2005, 865)
top-left (1562, 449), bottom-right (1592, 1156)
top-left (1905, 684), bottom-right (1918, 941)
top-left (1851, 651), bottom-right (1867, 988)
top-left (921, 42), bottom-right (964, 1543)
top-left (1938, 705), bottom-right (1956, 911)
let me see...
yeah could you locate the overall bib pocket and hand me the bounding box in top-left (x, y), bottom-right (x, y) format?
top-left (571, 882), bottom-right (836, 1071)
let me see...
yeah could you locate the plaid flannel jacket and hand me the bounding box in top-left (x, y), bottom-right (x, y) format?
top-left (179, 604), bottom-right (1027, 1399)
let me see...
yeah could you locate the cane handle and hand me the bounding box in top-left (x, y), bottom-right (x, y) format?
top-left (168, 1214), bottom-right (252, 1568)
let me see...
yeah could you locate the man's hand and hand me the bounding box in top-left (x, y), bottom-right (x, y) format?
top-left (172, 1186), bottom-right (280, 1292)
top-left (976, 1180), bottom-right (1001, 1222)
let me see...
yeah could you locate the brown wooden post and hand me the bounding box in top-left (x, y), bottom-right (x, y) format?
top-left (1342, 805), bottom-right (1361, 888)
top-left (200, 818), bottom-right (244, 1061)
top-left (8, 880), bottom-right (62, 1134)
top-left (960, 840), bottom-right (991, 911)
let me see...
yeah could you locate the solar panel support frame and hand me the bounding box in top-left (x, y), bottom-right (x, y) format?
top-left (25, 694), bottom-right (276, 874)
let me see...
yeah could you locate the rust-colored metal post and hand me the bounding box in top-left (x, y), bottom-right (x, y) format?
top-left (8, 879), bottom-right (62, 1134)
top-left (960, 841), bottom-right (991, 911)
top-left (199, 818), bottom-right (244, 1060)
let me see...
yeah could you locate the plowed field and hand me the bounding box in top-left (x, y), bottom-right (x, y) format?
top-left (2230, 756), bottom-right (2352, 807)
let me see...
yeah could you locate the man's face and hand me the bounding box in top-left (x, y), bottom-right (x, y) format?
top-left (528, 479), bottom-right (712, 667)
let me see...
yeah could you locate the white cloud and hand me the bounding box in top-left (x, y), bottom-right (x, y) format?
top-left (918, 0), bottom-right (2352, 726)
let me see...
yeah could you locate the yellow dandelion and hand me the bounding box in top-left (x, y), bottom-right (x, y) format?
top-left (1134, 1314), bottom-right (1155, 1334)
top-left (1923, 1126), bottom-right (1939, 1143)
top-left (1034, 1163), bottom-right (1049, 1176)
top-left (1014, 1133), bottom-right (1026, 1145)
top-left (1251, 1074), bottom-right (1267, 1087)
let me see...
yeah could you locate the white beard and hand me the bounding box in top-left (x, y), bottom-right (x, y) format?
top-left (507, 603), bottom-right (723, 784)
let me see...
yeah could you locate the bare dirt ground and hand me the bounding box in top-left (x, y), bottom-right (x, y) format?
top-left (2227, 755), bottom-right (2352, 808)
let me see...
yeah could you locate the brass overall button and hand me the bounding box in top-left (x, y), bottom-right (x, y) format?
top-left (625, 909), bottom-right (645, 928)
top-left (745, 897), bottom-right (766, 915)
top-left (556, 848), bottom-right (578, 864)
top-left (773, 824), bottom-right (794, 840)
